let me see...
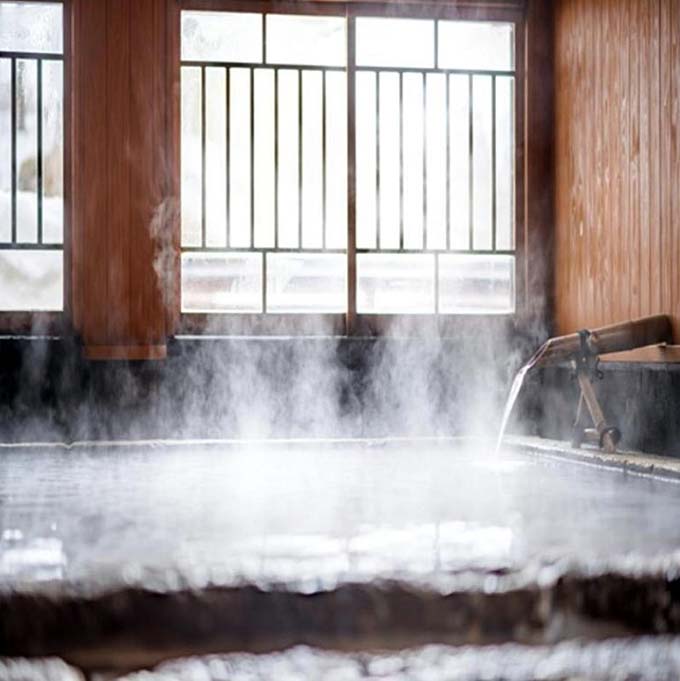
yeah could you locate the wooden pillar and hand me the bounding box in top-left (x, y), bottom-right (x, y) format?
top-left (524, 0), bottom-right (555, 334)
top-left (70, 0), bottom-right (174, 360)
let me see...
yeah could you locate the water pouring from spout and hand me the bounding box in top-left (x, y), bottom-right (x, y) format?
top-left (495, 315), bottom-right (673, 455)
top-left (495, 343), bottom-right (549, 455)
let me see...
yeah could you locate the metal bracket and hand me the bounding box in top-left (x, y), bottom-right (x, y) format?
top-left (570, 329), bottom-right (621, 454)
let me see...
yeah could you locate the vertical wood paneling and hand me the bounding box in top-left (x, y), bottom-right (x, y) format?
top-left (629, 0), bottom-right (640, 320)
top-left (600, 0), bottom-right (610, 326)
top-left (166, 0), bottom-right (181, 335)
top-left (620, 0), bottom-right (630, 324)
top-left (62, 0), bottom-right (73, 329)
top-left (555, 0), bottom-right (680, 341)
top-left (639, 0), bottom-right (650, 318)
top-left (609, 0), bottom-right (621, 323)
top-left (650, 2), bottom-right (661, 314)
top-left (594, 0), bottom-right (604, 328)
top-left (671, 0), bottom-right (680, 332)
top-left (524, 0), bottom-right (554, 330)
top-left (129, 0), bottom-right (165, 345)
top-left (660, 0), bottom-right (672, 317)
top-left (71, 0), bottom-right (169, 358)
top-left (106, 0), bottom-right (132, 344)
top-left (75, 0), bottom-right (108, 346)
top-left (583, 0), bottom-right (593, 327)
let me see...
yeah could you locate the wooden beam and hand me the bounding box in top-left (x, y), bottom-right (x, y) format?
top-left (523, 0), bottom-right (555, 334)
top-left (70, 0), bottom-right (171, 360)
top-left (84, 345), bottom-right (168, 361)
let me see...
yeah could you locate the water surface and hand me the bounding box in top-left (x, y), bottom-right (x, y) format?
top-left (1, 440), bottom-right (680, 592)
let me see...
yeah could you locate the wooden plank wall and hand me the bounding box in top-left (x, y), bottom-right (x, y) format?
top-left (554, 0), bottom-right (680, 339)
top-left (525, 0), bottom-right (554, 331)
top-left (70, 0), bottom-right (171, 359)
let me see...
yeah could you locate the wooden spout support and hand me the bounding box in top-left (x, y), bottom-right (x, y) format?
top-left (533, 315), bottom-right (673, 367)
top-left (533, 315), bottom-right (673, 453)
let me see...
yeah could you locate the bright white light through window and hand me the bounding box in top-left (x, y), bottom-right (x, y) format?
top-left (266, 15), bottom-right (346, 67)
top-left (180, 12), bottom-right (515, 316)
top-left (356, 18), bottom-right (434, 69)
top-left (0, 2), bottom-right (64, 311)
top-left (182, 12), bottom-right (262, 64)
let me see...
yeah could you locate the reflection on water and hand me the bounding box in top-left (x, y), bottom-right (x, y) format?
top-left (144, 638), bottom-right (680, 681)
top-left (1, 441), bottom-right (680, 592)
top-left (176, 521), bottom-right (514, 588)
top-left (0, 534), bottom-right (66, 581)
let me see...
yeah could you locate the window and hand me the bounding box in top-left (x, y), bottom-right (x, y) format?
top-left (180, 8), bottom-right (517, 320)
top-left (0, 1), bottom-right (64, 312)
top-left (181, 11), bottom-right (347, 315)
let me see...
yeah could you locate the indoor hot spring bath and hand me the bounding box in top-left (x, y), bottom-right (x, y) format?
top-left (3, 437), bottom-right (680, 677)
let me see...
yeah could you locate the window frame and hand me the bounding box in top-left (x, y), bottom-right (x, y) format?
top-left (0, 0), bottom-right (71, 334)
top-left (173, 0), bottom-right (526, 336)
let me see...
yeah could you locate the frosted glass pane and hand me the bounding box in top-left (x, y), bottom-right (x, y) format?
top-left (182, 12), bottom-right (262, 63)
top-left (496, 76), bottom-right (515, 250)
top-left (472, 75), bottom-right (492, 250)
top-left (357, 254), bottom-right (434, 314)
top-left (41, 59), bottom-right (63, 244)
top-left (277, 70), bottom-right (300, 248)
top-left (378, 72), bottom-right (399, 249)
top-left (425, 74), bottom-right (446, 250)
top-left (402, 73), bottom-right (424, 250)
top-left (325, 71), bottom-right (347, 249)
top-left (301, 71), bottom-right (323, 248)
top-left (438, 21), bottom-right (514, 71)
top-left (254, 69), bottom-right (275, 249)
top-left (0, 2), bottom-right (62, 53)
top-left (229, 68), bottom-right (252, 248)
top-left (0, 59), bottom-right (11, 243)
top-left (16, 59), bottom-right (37, 243)
top-left (267, 254), bottom-right (345, 313)
top-left (205, 67), bottom-right (227, 248)
top-left (449, 75), bottom-right (470, 250)
top-left (355, 71), bottom-right (376, 249)
top-left (0, 250), bottom-right (62, 311)
top-left (356, 18), bottom-right (434, 68)
top-left (266, 15), bottom-right (345, 67)
top-left (0, 58), bottom-right (62, 245)
top-left (180, 67), bottom-right (202, 248)
top-left (181, 252), bottom-right (262, 313)
top-left (439, 254), bottom-right (514, 314)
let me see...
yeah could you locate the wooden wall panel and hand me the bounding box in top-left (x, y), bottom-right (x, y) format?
top-left (106, 0), bottom-right (132, 345)
top-left (524, 0), bottom-right (554, 330)
top-left (129, 0), bottom-right (167, 345)
top-left (73, 0), bottom-right (107, 346)
top-left (71, 0), bottom-right (170, 359)
top-left (672, 0), bottom-right (680, 330)
top-left (554, 0), bottom-right (680, 340)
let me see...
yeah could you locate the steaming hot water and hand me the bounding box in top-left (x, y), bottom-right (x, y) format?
top-left (5, 435), bottom-right (680, 667)
top-left (5, 439), bottom-right (680, 590)
top-left (496, 315), bottom-right (675, 453)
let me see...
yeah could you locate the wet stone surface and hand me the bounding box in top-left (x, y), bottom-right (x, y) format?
top-left (0, 658), bottom-right (83, 681)
top-left (115, 639), bottom-right (680, 681)
top-left (2, 439), bottom-right (680, 669)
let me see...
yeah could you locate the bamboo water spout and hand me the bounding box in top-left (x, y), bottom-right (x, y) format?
top-left (538, 315), bottom-right (671, 452)
top-left (531, 315), bottom-right (673, 368)
top-left (497, 315), bottom-right (673, 455)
